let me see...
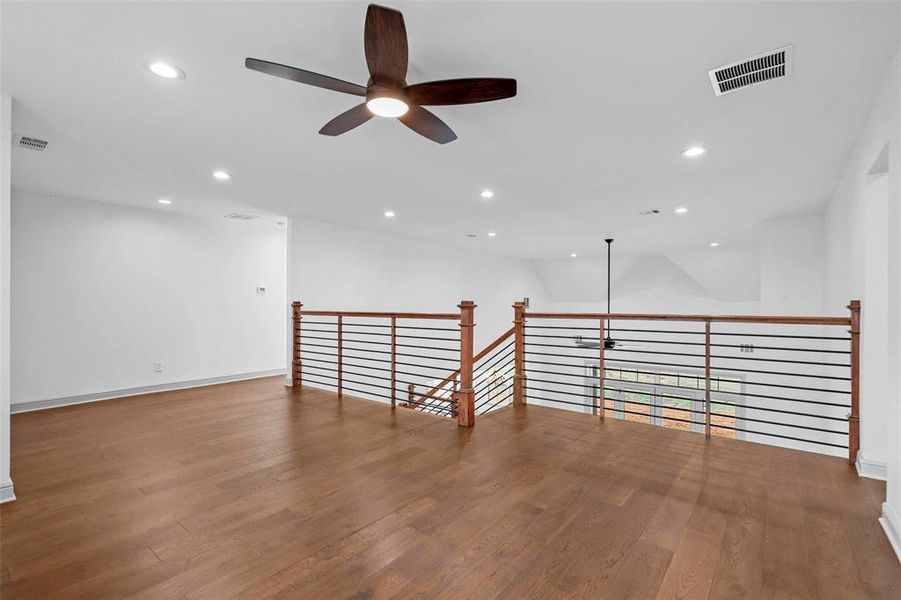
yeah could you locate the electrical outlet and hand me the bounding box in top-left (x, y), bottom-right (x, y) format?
top-left (154, 361), bottom-right (163, 373)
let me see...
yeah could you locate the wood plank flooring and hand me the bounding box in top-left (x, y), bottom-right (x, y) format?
top-left (1, 377), bottom-right (898, 599)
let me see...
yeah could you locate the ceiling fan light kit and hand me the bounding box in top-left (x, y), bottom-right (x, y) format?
top-left (245, 4), bottom-right (517, 144)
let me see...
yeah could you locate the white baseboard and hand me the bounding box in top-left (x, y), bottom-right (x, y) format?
top-left (0, 479), bottom-right (15, 503)
top-left (10, 369), bottom-right (286, 414)
top-left (855, 451), bottom-right (888, 480)
top-left (880, 502), bottom-right (901, 563)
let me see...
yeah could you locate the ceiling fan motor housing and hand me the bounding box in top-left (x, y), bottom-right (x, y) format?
top-left (367, 82), bottom-right (407, 104)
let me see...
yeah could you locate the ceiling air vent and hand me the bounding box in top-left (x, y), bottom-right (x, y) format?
top-left (708, 45), bottom-right (793, 96)
top-left (16, 135), bottom-right (49, 151)
top-left (223, 213), bottom-right (259, 221)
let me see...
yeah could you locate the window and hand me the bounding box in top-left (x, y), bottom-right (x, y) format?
top-left (585, 365), bottom-right (741, 438)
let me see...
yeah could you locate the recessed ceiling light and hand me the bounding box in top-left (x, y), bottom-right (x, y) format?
top-left (366, 97), bottom-right (409, 118)
top-left (487, 231), bottom-right (497, 237)
top-left (212, 170), bottom-right (231, 181)
top-left (384, 210), bottom-right (396, 218)
top-left (674, 207), bottom-right (688, 214)
top-left (157, 198), bottom-right (172, 205)
top-left (710, 242), bottom-right (719, 247)
top-left (148, 62), bottom-right (184, 79)
top-left (570, 253), bottom-right (578, 258)
top-left (682, 146), bottom-right (707, 158)
top-left (480, 189), bottom-right (494, 199)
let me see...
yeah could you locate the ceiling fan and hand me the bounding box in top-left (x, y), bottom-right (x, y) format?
top-left (574, 238), bottom-right (647, 351)
top-left (245, 4), bottom-right (517, 144)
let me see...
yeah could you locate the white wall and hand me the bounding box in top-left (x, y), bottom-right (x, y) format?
top-left (288, 216), bottom-right (547, 353)
top-left (761, 215), bottom-right (826, 315)
top-left (11, 191), bottom-right (287, 408)
top-left (826, 44), bottom-right (900, 558)
top-left (1, 94), bottom-right (14, 502)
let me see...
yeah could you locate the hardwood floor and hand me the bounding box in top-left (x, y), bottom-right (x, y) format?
top-left (1, 377), bottom-right (898, 599)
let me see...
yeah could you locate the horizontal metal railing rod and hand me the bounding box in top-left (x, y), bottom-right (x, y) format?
top-left (525, 324), bottom-right (706, 335)
top-left (710, 422), bottom-right (848, 449)
top-left (701, 363), bottom-right (850, 381)
top-left (525, 311), bottom-right (851, 326)
top-left (711, 343), bottom-right (850, 355)
top-left (713, 331), bottom-right (851, 341)
top-left (526, 333), bottom-right (849, 356)
top-left (301, 341), bottom-right (340, 351)
top-left (396, 333), bottom-right (461, 343)
top-left (395, 368), bottom-right (454, 381)
top-left (298, 326), bottom-right (340, 334)
top-left (704, 388), bottom-right (850, 408)
top-left (529, 333), bottom-right (706, 347)
top-left (305, 364), bottom-right (428, 389)
top-left (309, 343), bottom-right (389, 357)
top-left (711, 400), bottom-right (848, 422)
top-left (395, 325), bottom-right (461, 332)
top-left (396, 342), bottom-right (460, 353)
top-left (523, 384), bottom-right (847, 440)
top-left (395, 352), bottom-right (460, 364)
top-left (333, 337), bottom-right (460, 353)
top-left (300, 335), bottom-right (340, 344)
top-left (526, 391), bottom-right (845, 448)
top-left (706, 411), bottom-right (846, 436)
top-left (527, 351), bottom-right (704, 370)
top-left (523, 365), bottom-right (851, 408)
top-left (301, 349), bottom-right (342, 360)
top-left (709, 354), bottom-right (850, 368)
top-left (525, 341), bottom-right (707, 361)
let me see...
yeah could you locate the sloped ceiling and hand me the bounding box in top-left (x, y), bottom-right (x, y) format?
top-left (533, 246), bottom-right (758, 305)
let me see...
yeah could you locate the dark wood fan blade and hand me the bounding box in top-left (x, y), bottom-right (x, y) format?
top-left (398, 106), bottom-right (457, 144)
top-left (364, 5), bottom-right (408, 85)
top-left (245, 58), bottom-right (367, 96)
top-left (405, 78), bottom-right (517, 106)
top-left (319, 104), bottom-right (373, 136)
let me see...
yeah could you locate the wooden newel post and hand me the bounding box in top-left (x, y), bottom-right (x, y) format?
top-left (292, 301), bottom-right (303, 388)
top-left (337, 315), bottom-right (343, 398)
top-left (598, 318), bottom-right (605, 420)
top-left (704, 320), bottom-right (712, 439)
top-left (849, 299), bottom-right (861, 466)
top-left (457, 300), bottom-right (476, 427)
top-left (513, 301), bottom-right (526, 406)
top-left (390, 317), bottom-right (397, 409)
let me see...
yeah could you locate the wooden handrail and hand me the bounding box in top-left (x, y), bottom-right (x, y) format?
top-left (413, 327), bottom-right (515, 408)
top-left (475, 326), bottom-right (515, 363)
top-left (301, 310), bottom-right (458, 320)
top-left (524, 311), bottom-right (851, 326)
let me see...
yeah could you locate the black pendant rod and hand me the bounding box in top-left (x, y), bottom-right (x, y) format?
top-left (605, 238), bottom-right (613, 314)
top-left (605, 238), bottom-right (613, 348)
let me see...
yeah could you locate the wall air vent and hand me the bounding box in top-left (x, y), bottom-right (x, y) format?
top-left (709, 45), bottom-right (793, 96)
top-left (16, 135), bottom-right (49, 151)
top-left (223, 213), bottom-right (259, 221)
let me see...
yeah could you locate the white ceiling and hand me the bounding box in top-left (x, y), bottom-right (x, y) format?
top-left (3, 1), bottom-right (899, 259)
